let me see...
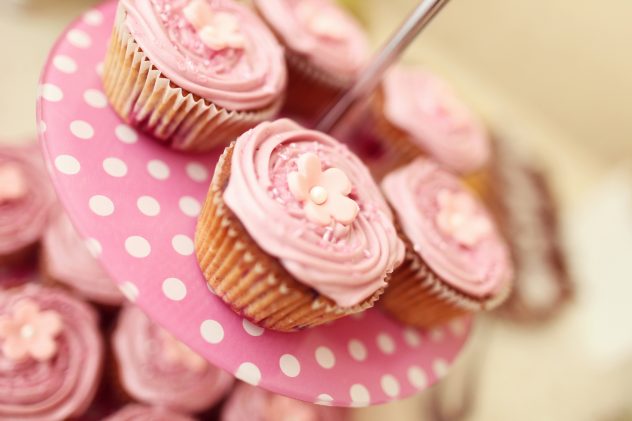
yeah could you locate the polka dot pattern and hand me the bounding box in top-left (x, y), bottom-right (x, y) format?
top-left (37, 3), bottom-right (471, 407)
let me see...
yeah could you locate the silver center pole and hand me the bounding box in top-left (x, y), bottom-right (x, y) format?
top-left (316, 0), bottom-right (452, 133)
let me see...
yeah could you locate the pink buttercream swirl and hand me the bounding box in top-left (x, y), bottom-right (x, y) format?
top-left (382, 66), bottom-right (491, 174)
top-left (253, 0), bottom-right (370, 80)
top-left (113, 305), bottom-right (233, 414)
top-left (382, 159), bottom-right (512, 298)
top-left (120, 0), bottom-right (286, 110)
top-left (105, 404), bottom-right (195, 421)
top-left (0, 285), bottom-right (103, 421)
top-left (0, 145), bottom-right (55, 258)
top-left (223, 119), bottom-right (404, 308)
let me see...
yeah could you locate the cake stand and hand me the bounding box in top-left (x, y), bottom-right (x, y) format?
top-left (37, 1), bottom-right (471, 407)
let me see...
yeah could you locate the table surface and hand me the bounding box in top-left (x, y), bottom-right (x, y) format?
top-left (2, 1), bottom-right (632, 420)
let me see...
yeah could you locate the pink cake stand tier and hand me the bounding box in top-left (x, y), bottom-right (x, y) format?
top-left (37, 1), bottom-right (472, 407)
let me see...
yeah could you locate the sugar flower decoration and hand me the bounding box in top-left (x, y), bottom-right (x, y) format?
top-left (288, 153), bottom-right (359, 226)
top-left (183, 0), bottom-right (245, 51)
top-left (0, 163), bottom-right (27, 204)
top-left (159, 329), bottom-right (207, 372)
top-left (296, 2), bottom-right (346, 40)
top-left (0, 299), bottom-right (63, 362)
top-left (436, 189), bottom-right (492, 247)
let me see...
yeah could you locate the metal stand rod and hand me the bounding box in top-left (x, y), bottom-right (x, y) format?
top-left (316, 0), bottom-right (452, 133)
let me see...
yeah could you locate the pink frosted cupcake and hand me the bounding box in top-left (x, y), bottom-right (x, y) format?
top-left (364, 66), bottom-right (491, 182)
top-left (105, 404), bottom-right (195, 421)
top-left (0, 144), bottom-right (55, 265)
top-left (253, 0), bottom-right (370, 119)
top-left (103, 0), bottom-right (287, 151)
top-left (112, 305), bottom-right (234, 414)
top-left (380, 159), bottom-right (513, 327)
top-left (42, 210), bottom-right (124, 307)
top-left (0, 285), bottom-right (104, 420)
top-left (222, 383), bottom-right (348, 421)
top-left (195, 119), bottom-right (404, 331)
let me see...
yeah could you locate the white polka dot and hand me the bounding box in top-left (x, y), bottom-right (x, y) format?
top-left (162, 277), bottom-right (187, 301)
top-left (147, 160), bottom-right (170, 180)
top-left (430, 328), bottom-right (445, 343)
top-left (84, 89), bottom-right (107, 108)
top-left (377, 333), bottom-right (396, 355)
top-left (433, 359), bottom-right (449, 378)
top-left (115, 124), bottom-right (137, 144)
top-left (172, 234), bottom-right (194, 256)
top-left (39, 121), bottom-right (47, 134)
top-left (242, 319), bottom-right (264, 336)
top-left (70, 120), bottom-right (94, 140)
top-left (200, 320), bottom-right (224, 344)
top-left (403, 328), bottom-right (422, 348)
top-left (315, 346), bottom-right (335, 369)
top-left (348, 339), bottom-right (367, 362)
top-left (83, 9), bottom-right (103, 26)
top-left (449, 318), bottom-right (467, 337)
top-left (186, 162), bottom-right (209, 182)
top-left (119, 282), bottom-right (139, 302)
top-left (137, 196), bottom-right (160, 217)
top-left (381, 374), bottom-right (400, 398)
top-left (89, 195), bottom-right (114, 216)
top-left (235, 362), bottom-right (261, 386)
top-left (67, 29), bottom-right (91, 48)
top-left (40, 84), bottom-right (63, 102)
top-left (103, 157), bottom-right (128, 177)
top-left (85, 238), bottom-right (102, 257)
top-left (315, 394), bottom-right (333, 406)
top-left (179, 196), bottom-right (201, 217)
top-left (54, 154), bottom-right (80, 175)
top-left (53, 55), bottom-right (77, 73)
top-left (349, 384), bottom-right (370, 407)
top-left (407, 366), bottom-right (427, 389)
top-left (125, 236), bottom-right (151, 258)
top-left (96, 62), bottom-right (104, 76)
top-left (280, 354), bottom-right (301, 378)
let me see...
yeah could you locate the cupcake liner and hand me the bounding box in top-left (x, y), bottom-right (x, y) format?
top-left (103, 5), bottom-right (282, 152)
top-left (381, 232), bottom-right (512, 328)
top-left (281, 50), bottom-right (350, 120)
top-left (195, 143), bottom-right (382, 332)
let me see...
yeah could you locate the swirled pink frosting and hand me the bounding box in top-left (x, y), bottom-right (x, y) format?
top-left (222, 383), bottom-right (348, 421)
top-left (0, 285), bottom-right (103, 421)
top-left (223, 119), bottom-right (404, 308)
top-left (253, 0), bottom-right (370, 80)
top-left (105, 404), bottom-right (195, 421)
top-left (113, 305), bottom-right (234, 414)
top-left (0, 145), bottom-right (55, 258)
top-left (121, 0), bottom-right (287, 110)
top-left (42, 211), bottom-right (123, 306)
top-left (381, 159), bottom-right (512, 298)
top-left (382, 66), bottom-right (491, 174)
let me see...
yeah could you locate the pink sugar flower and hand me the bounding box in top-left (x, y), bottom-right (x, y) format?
top-left (183, 0), bottom-right (245, 51)
top-left (288, 153), bottom-right (359, 226)
top-left (0, 299), bottom-right (63, 362)
top-left (436, 189), bottom-right (492, 247)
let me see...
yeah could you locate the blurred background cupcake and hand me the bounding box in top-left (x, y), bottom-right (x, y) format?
top-left (104, 404), bottom-right (196, 421)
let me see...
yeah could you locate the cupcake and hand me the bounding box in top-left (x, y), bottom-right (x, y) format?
top-left (363, 66), bottom-right (491, 182)
top-left (195, 118), bottom-right (404, 332)
top-left (380, 159), bottom-right (513, 327)
top-left (222, 383), bottom-right (348, 421)
top-left (0, 144), bottom-right (55, 265)
top-left (253, 0), bottom-right (370, 119)
top-left (112, 305), bottom-right (234, 414)
top-left (42, 210), bottom-right (124, 307)
top-left (0, 285), bottom-right (104, 420)
top-left (103, 0), bottom-right (287, 152)
top-left (105, 404), bottom-right (196, 421)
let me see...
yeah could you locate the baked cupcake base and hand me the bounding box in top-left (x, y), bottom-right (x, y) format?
top-left (381, 235), bottom-right (512, 328)
top-left (195, 143), bottom-right (383, 332)
top-left (103, 4), bottom-right (281, 152)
